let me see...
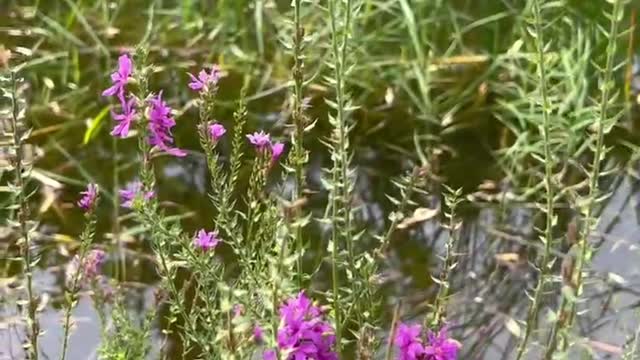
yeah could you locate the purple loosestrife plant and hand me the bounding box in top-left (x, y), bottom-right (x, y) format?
top-left (394, 323), bottom-right (460, 360)
top-left (247, 131), bottom-right (271, 150)
top-left (193, 229), bottom-right (220, 251)
top-left (423, 327), bottom-right (460, 360)
top-left (253, 324), bottom-right (265, 344)
top-left (209, 122), bottom-right (226, 142)
top-left (83, 249), bottom-right (107, 281)
top-left (102, 54), bottom-right (133, 101)
top-left (103, 54), bottom-right (137, 137)
top-left (395, 323), bottom-right (426, 360)
top-left (247, 131), bottom-right (285, 163)
top-left (188, 65), bottom-right (222, 93)
top-left (264, 291), bottom-right (338, 360)
top-left (271, 142), bottom-right (285, 163)
top-left (77, 183), bottom-right (99, 211)
top-left (148, 92), bottom-right (186, 157)
top-left (120, 181), bottom-right (155, 209)
top-left (61, 185), bottom-right (101, 360)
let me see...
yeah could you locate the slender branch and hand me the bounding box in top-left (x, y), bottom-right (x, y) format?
top-left (543, 0), bottom-right (624, 357)
top-left (60, 209), bottom-right (98, 360)
top-left (9, 71), bottom-right (39, 360)
top-left (291, 0), bottom-right (306, 289)
top-left (515, 0), bottom-right (556, 357)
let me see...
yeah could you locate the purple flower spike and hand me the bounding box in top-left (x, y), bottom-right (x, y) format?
top-left (271, 142), bottom-right (284, 162)
top-left (274, 291), bottom-right (338, 360)
top-left (193, 229), bottom-right (219, 251)
top-left (247, 131), bottom-right (271, 150)
top-left (83, 249), bottom-right (106, 280)
top-left (102, 54), bottom-right (133, 100)
top-left (188, 65), bottom-right (222, 92)
top-left (77, 183), bottom-right (99, 211)
top-left (395, 323), bottom-right (425, 360)
top-left (253, 325), bottom-right (264, 344)
top-left (119, 181), bottom-right (155, 209)
top-left (262, 350), bottom-right (276, 360)
top-left (110, 97), bottom-right (137, 138)
top-left (394, 323), bottom-right (460, 360)
top-left (208, 123), bottom-right (226, 142)
top-left (423, 327), bottom-right (460, 360)
top-left (148, 92), bottom-right (186, 157)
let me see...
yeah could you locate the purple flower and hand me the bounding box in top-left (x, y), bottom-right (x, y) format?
top-left (253, 325), bottom-right (265, 344)
top-left (110, 97), bottom-right (137, 138)
top-left (271, 291), bottom-right (338, 360)
top-left (119, 181), bottom-right (155, 209)
top-left (394, 323), bottom-right (460, 360)
top-left (208, 123), bottom-right (226, 142)
top-left (188, 65), bottom-right (222, 92)
top-left (77, 183), bottom-right (99, 211)
top-left (193, 229), bottom-right (220, 251)
top-left (82, 249), bottom-right (106, 280)
top-left (423, 327), bottom-right (460, 360)
top-left (395, 323), bottom-right (425, 360)
top-left (148, 92), bottom-right (186, 157)
top-left (263, 350), bottom-right (276, 360)
top-left (271, 142), bottom-right (285, 162)
top-left (102, 54), bottom-right (133, 101)
top-left (247, 131), bottom-right (271, 150)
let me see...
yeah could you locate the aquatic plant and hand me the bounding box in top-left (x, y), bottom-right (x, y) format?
top-left (3, 0), bottom-right (638, 359)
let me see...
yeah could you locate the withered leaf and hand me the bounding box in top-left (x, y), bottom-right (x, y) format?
top-left (396, 207), bottom-right (438, 230)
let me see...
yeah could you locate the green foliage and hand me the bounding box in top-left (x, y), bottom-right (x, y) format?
top-left (98, 293), bottom-right (153, 360)
top-left (1, 0), bottom-right (638, 359)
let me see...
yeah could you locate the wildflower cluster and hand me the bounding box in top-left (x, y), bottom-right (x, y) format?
top-left (77, 183), bottom-right (98, 211)
top-left (119, 181), bottom-right (155, 209)
top-left (188, 65), bottom-right (222, 93)
top-left (99, 54), bottom-right (461, 360)
top-left (263, 292), bottom-right (337, 360)
top-left (81, 249), bottom-right (107, 280)
top-left (209, 122), bottom-right (226, 142)
top-left (102, 54), bottom-right (185, 156)
top-left (193, 229), bottom-right (220, 251)
top-left (147, 92), bottom-right (186, 157)
top-left (247, 130), bottom-right (285, 163)
top-left (394, 323), bottom-right (460, 360)
top-left (102, 54), bottom-right (136, 138)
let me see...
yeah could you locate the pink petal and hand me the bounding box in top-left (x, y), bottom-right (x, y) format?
top-left (102, 85), bottom-right (119, 97)
top-left (198, 69), bottom-right (209, 83)
top-left (117, 54), bottom-right (132, 76)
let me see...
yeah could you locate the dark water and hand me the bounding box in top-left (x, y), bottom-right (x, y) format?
top-left (2, 1), bottom-right (640, 359)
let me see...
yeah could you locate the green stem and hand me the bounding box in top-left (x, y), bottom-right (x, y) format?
top-left (10, 71), bottom-right (39, 360)
top-left (432, 189), bottom-right (460, 327)
top-left (384, 301), bottom-right (402, 360)
top-left (543, 0), bottom-right (623, 357)
top-left (60, 211), bottom-right (97, 360)
top-left (292, 0), bottom-right (306, 289)
top-left (328, 0), bottom-right (355, 350)
top-left (515, 0), bottom-right (555, 358)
